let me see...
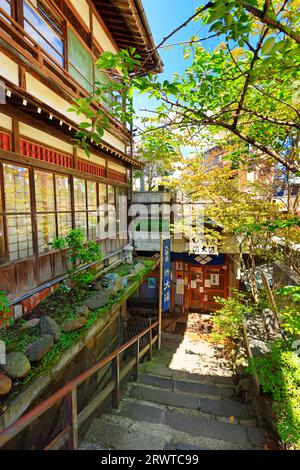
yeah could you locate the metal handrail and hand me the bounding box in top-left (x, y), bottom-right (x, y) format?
top-left (0, 320), bottom-right (159, 450)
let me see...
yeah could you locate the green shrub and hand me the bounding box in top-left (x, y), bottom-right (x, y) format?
top-left (73, 271), bottom-right (95, 288)
top-left (52, 229), bottom-right (101, 286)
top-left (249, 342), bottom-right (300, 448)
top-left (0, 291), bottom-right (13, 327)
top-left (276, 286), bottom-right (300, 337)
top-left (211, 290), bottom-right (253, 349)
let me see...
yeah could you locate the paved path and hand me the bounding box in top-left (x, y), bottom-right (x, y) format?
top-left (80, 316), bottom-right (267, 450)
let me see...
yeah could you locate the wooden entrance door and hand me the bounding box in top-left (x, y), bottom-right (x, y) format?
top-left (188, 263), bottom-right (228, 312)
top-left (189, 266), bottom-right (204, 310)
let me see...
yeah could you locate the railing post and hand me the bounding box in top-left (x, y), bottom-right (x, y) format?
top-left (148, 320), bottom-right (153, 361)
top-left (64, 388), bottom-right (78, 450)
top-left (134, 337), bottom-right (140, 381)
top-left (112, 354), bottom-right (120, 409)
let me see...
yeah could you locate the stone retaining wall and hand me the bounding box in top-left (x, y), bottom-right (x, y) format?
top-left (0, 305), bottom-right (123, 449)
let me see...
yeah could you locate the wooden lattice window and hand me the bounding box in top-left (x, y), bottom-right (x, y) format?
top-left (20, 139), bottom-right (73, 168)
top-left (107, 169), bottom-right (126, 183)
top-left (78, 159), bottom-right (106, 177)
top-left (0, 131), bottom-right (11, 150)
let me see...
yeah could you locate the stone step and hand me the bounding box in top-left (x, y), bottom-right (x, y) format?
top-left (138, 372), bottom-right (237, 400)
top-left (127, 382), bottom-right (222, 410)
top-left (163, 408), bottom-right (265, 449)
top-left (81, 416), bottom-right (167, 450)
top-left (81, 413), bottom-right (257, 450)
top-left (116, 396), bottom-right (256, 426)
top-left (139, 372), bottom-right (234, 388)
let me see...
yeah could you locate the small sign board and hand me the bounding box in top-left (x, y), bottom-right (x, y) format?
top-left (189, 236), bottom-right (218, 255)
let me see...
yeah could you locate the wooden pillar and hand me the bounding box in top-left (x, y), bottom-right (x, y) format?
top-left (18, 66), bottom-right (26, 91)
top-left (12, 118), bottom-right (20, 153)
top-left (158, 235), bottom-right (163, 350)
top-left (14, 0), bottom-right (24, 27)
top-left (112, 354), bottom-right (120, 409)
top-left (64, 389), bottom-right (78, 450)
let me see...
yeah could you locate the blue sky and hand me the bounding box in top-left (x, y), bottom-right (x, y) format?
top-left (143, 0), bottom-right (202, 80)
top-left (134, 0), bottom-right (219, 130)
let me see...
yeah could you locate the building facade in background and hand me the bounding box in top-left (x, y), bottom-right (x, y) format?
top-left (130, 191), bottom-right (239, 315)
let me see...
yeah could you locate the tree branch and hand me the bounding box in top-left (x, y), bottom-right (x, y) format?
top-left (241, 1), bottom-right (300, 44)
top-left (139, 2), bottom-right (214, 71)
top-left (158, 96), bottom-right (300, 174)
top-left (241, 107), bottom-right (300, 129)
top-left (232, 28), bottom-right (269, 128)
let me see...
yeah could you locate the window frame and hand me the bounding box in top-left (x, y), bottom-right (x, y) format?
top-left (23, 0), bottom-right (65, 68)
top-left (1, 161), bottom-right (34, 263)
top-left (67, 24), bottom-right (95, 94)
top-left (34, 169), bottom-right (56, 254)
top-left (0, 158), bottom-right (127, 264)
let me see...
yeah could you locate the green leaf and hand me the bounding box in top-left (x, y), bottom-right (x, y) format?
top-left (209, 20), bottom-right (223, 32)
top-left (79, 122), bottom-right (91, 129)
top-left (262, 37), bottom-right (275, 55)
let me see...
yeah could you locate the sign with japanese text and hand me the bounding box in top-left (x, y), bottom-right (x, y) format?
top-left (189, 236), bottom-right (218, 255)
top-left (162, 238), bottom-right (171, 311)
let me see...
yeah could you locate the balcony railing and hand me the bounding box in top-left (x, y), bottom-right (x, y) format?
top-left (0, 4), bottom-right (126, 134)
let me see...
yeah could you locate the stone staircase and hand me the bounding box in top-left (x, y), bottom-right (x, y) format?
top-left (80, 339), bottom-right (266, 450)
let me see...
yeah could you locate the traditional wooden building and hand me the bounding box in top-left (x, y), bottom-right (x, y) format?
top-left (130, 191), bottom-right (240, 315)
top-left (0, 0), bottom-right (162, 313)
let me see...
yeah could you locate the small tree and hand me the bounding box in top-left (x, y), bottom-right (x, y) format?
top-left (167, 158), bottom-right (300, 301)
top-left (0, 291), bottom-right (13, 327)
top-left (52, 229), bottom-right (101, 287)
top-left (134, 127), bottom-right (180, 190)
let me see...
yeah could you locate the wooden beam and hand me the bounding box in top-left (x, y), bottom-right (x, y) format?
top-left (12, 118), bottom-right (20, 153)
top-left (18, 65), bottom-right (26, 90)
top-left (0, 148), bottom-right (130, 188)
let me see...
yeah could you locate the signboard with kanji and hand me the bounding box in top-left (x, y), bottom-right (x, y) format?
top-left (162, 238), bottom-right (171, 311)
top-left (189, 236), bottom-right (218, 255)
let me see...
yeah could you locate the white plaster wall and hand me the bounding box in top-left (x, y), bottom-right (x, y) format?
top-left (19, 122), bottom-right (73, 154)
top-left (92, 14), bottom-right (117, 53)
top-left (103, 129), bottom-right (126, 153)
top-left (0, 112), bottom-right (12, 130)
top-left (25, 73), bottom-right (88, 126)
top-left (25, 76), bottom-right (127, 155)
top-left (108, 161), bottom-right (126, 174)
top-left (0, 51), bottom-right (19, 86)
top-left (68, 0), bottom-right (90, 28)
top-left (77, 148), bottom-right (105, 166)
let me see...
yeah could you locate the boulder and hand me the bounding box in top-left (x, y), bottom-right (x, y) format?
top-left (20, 318), bottom-right (40, 330)
top-left (62, 316), bottom-right (87, 332)
top-left (263, 308), bottom-right (279, 335)
top-left (235, 377), bottom-right (253, 396)
top-left (3, 352), bottom-right (31, 379)
top-left (109, 277), bottom-right (123, 294)
top-left (76, 305), bottom-right (90, 318)
top-left (94, 283), bottom-right (105, 292)
top-left (101, 279), bottom-right (110, 288)
top-left (104, 273), bottom-right (119, 283)
top-left (85, 292), bottom-right (110, 310)
top-left (40, 316), bottom-right (61, 342)
top-left (0, 373), bottom-right (12, 396)
top-left (134, 263), bottom-right (145, 274)
top-left (26, 335), bottom-right (54, 362)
